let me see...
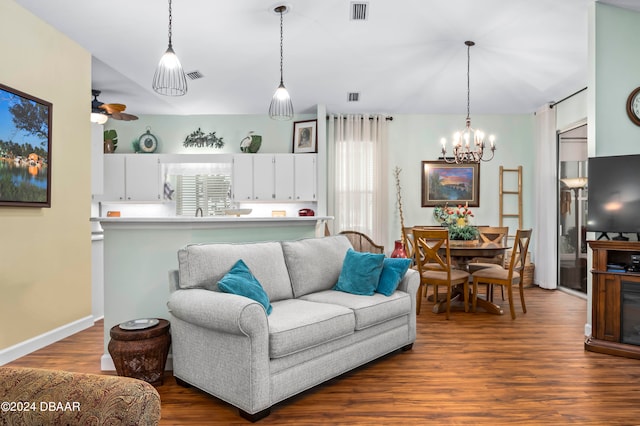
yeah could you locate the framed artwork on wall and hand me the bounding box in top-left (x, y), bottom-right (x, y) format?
top-left (292, 119), bottom-right (317, 153)
top-left (0, 83), bottom-right (52, 207)
top-left (421, 160), bottom-right (480, 207)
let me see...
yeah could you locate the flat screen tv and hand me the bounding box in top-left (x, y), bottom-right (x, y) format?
top-left (586, 154), bottom-right (640, 237)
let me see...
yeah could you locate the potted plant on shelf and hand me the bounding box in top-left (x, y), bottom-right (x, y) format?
top-left (434, 203), bottom-right (479, 245)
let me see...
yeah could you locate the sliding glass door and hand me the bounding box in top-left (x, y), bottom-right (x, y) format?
top-left (557, 124), bottom-right (588, 293)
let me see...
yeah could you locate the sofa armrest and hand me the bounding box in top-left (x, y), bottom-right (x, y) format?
top-left (167, 288), bottom-right (267, 336)
top-left (0, 367), bottom-right (160, 426)
top-left (396, 268), bottom-right (419, 296)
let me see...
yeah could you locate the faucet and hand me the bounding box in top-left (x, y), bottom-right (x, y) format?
top-left (195, 207), bottom-right (203, 217)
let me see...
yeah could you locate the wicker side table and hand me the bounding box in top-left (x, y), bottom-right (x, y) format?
top-left (108, 319), bottom-right (171, 386)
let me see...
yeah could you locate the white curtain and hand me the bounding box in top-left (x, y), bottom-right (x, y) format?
top-left (328, 114), bottom-right (388, 248)
top-left (533, 104), bottom-right (557, 289)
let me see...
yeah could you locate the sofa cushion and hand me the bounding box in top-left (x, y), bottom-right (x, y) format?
top-left (377, 257), bottom-right (412, 296)
top-left (334, 249), bottom-right (385, 296)
top-left (267, 299), bottom-right (355, 359)
top-left (281, 235), bottom-right (353, 298)
top-left (300, 290), bottom-right (411, 331)
top-left (178, 241), bottom-right (293, 301)
top-left (218, 260), bottom-right (272, 315)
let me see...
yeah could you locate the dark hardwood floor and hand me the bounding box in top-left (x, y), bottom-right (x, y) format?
top-left (7, 286), bottom-right (640, 425)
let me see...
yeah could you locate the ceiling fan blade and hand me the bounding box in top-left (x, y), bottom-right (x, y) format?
top-left (99, 103), bottom-right (126, 114)
top-left (93, 92), bottom-right (137, 120)
top-left (118, 113), bottom-right (139, 121)
top-left (108, 111), bottom-right (123, 120)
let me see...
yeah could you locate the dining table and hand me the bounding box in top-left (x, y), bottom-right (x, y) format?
top-left (431, 241), bottom-right (510, 315)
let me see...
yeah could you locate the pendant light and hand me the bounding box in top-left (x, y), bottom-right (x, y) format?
top-left (269, 5), bottom-right (294, 120)
top-left (152, 0), bottom-right (187, 96)
top-left (440, 41), bottom-right (496, 163)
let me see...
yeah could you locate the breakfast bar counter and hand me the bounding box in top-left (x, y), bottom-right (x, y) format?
top-left (92, 215), bottom-right (332, 371)
top-left (95, 215), bottom-right (330, 229)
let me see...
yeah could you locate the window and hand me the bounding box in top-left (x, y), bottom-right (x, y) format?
top-left (175, 174), bottom-right (231, 216)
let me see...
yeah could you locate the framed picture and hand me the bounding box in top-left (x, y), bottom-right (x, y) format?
top-left (421, 161), bottom-right (480, 207)
top-left (0, 83), bottom-right (52, 207)
top-left (292, 119), bottom-right (317, 153)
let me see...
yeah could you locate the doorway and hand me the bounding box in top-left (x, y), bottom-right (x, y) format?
top-left (557, 123), bottom-right (588, 294)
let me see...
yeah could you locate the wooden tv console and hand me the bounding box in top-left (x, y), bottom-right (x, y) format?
top-left (586, 240), bottom-right (640, 359)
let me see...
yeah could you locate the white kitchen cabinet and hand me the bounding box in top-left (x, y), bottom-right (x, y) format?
top-left (102, 154), bottom-right (161, 201)
top-left (125, 155), bottom-right (161, 200)
top-left (103, 155), bottom-right (126, 200)
top-left (252, 155), bottom-right (275, 200)
top-left (232, 155), bottom-right (254, 201)
top-left (293, 154), bottom-right (317, 201)
top-left (232, 153), bottom-right (316, 202)
top-left (274, 154), bottom-right (294, 200)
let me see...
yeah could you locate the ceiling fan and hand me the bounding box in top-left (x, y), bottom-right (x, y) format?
top-left (91, 89), bottom-right (139, 122)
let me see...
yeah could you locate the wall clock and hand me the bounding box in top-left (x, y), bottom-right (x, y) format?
top-left (138, 128), bottom-right (158, 153)
top-left (627, 86), bottom-right (640, 126)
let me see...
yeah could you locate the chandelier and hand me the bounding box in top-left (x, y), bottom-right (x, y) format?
top-left (440, 41), bottom-right (496, 164)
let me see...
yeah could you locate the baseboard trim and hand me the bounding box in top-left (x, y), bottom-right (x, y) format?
top-left (101, 353), bottom-right (173, 371)
top-left (0, 316), bottom-right (95, 366)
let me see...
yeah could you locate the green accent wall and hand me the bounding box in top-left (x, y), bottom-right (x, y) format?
top-left (594, 3), bottom-right (640, 157)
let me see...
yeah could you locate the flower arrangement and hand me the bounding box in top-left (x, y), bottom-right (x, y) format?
top-left (433, 203), bottom-right (479, 241)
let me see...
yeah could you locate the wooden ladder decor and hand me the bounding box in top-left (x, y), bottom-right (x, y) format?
top-left (499, 165), bottom-right (523, 241)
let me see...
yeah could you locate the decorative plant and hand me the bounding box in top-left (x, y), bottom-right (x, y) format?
top-left (448, 223), bottom-right (479, 241)
top-left (183, 128), bottom-right (225, 149)
top-left (393, 166), bottom-right (406, 242)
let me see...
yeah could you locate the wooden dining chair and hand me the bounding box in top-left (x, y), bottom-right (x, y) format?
top-left (471, 229), bottom-right (532, 319)
top-left (338, 230), bottom-right (384, 254)
top-left (402, 227), bottom-right (415, 264)
top-left (405, 226), bottom-right (447, 268)
top-left (469, 226), bottom-right (509, 300)
top-left (412, 228), bottom-right (470, 319)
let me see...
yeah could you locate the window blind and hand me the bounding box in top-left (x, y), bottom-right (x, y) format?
top-left (175, 174), bottom-right (231, 216)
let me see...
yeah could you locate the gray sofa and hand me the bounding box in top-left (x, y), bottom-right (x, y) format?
top-left (167, 235), bottom-right (419, 421)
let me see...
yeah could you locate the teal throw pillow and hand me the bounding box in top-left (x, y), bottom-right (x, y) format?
top-left (334, 249), bottom-right (385, 296)
top-left (376, 257), bottom-right (412, 296)
top-left (218, 259), bottom-right (272, 315)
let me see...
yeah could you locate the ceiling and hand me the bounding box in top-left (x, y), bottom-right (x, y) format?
top-left (13, 0), bottom-right (640, 117)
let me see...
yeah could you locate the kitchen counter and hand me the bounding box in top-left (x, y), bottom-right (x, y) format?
top-left (95, 215), bottom-right (332, 371)
top-left (92, 215), bottom-right (330, 229)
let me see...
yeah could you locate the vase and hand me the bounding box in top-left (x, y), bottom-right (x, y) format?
top-left (390, 240), bottom-right (407, 258)
top-left (104, 140), bottom-right (114, 153)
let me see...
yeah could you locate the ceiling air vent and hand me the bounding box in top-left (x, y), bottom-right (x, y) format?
top-left (186, 70), bottom-right (204, 80)
top-left (350, 2), bottom-right (369, 21)
top-left (348, 92), bottom-right (360, 102)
